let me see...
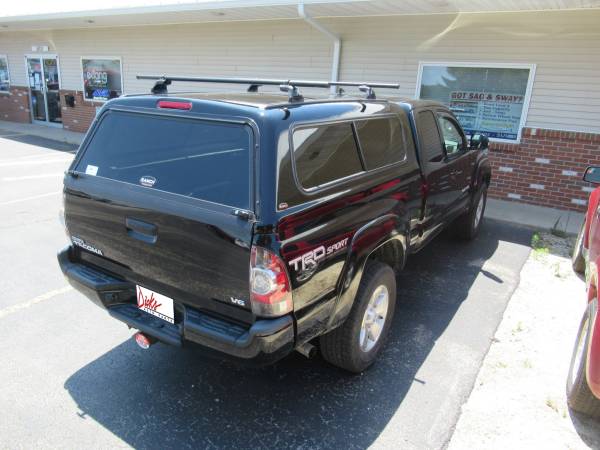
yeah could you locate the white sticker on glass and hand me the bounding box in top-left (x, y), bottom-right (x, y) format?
top-left (85, 165), bottom-right (98, 176)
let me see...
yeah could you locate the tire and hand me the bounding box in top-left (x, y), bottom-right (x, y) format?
top-left (454, 184), bottom-right (488, 240)
top-left (566, 299), bottom-right (600, 417)
top-left (320, 261), bottom-right (396, 373)
top-left (572, 220), bottom-right (586, 275)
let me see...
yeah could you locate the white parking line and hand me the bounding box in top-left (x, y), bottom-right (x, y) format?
top-left (0, 158), bottom-right (72, 167)
top-left (2, 173), bottom-right (63, 181)
top-left (0, 191), bottom-right (61, 206)
top-left (0, 286), bottom-right (73, 320)
top-left (0, 152), bottom-right (69, 162)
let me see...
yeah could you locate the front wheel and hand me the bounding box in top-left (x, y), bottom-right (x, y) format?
top-left (320, 261), bottom-right (396, 373)
top-left (454, 184), bottom-right (487, 240)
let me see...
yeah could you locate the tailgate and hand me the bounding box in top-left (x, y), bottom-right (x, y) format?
top-left (64, 109), bottom-right (255, 321)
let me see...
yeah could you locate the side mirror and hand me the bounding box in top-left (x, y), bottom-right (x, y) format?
top-left (583, 166), bottom-right (600, 184)
top-left (469, 133), bottom-right (489, 150)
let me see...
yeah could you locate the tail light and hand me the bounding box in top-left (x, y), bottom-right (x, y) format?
top-left (250, 246), bottom-right (293, 317)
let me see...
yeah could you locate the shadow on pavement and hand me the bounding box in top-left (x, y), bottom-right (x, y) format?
top-left (64, 220), bottom-right (532, 449)
top-left (0, 133), bottom-right (78, 153)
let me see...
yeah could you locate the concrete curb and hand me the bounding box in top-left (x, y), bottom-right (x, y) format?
top-left (485, 198), bottom-right (584, 235)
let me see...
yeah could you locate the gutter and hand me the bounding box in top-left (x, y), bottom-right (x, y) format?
top-left (298, 3), bottom-right (341, 95)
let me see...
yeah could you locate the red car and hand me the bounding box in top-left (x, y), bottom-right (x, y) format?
top-left (567, 166), bottom-right (600, 416)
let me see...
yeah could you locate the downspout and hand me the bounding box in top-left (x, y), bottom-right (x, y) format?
top-left (298, 3), bottom-right (341, 95)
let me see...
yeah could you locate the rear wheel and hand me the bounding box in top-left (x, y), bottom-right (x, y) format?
top-left (566, 299), bottom-right (600, 417)
top-left (320, 261), bottom-right (396, 373)
top-left (572, 220), bottom-right (586, 274)
top-left (454, 184), bottom-right (487, 240)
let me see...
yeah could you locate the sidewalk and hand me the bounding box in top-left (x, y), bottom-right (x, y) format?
top-left (0, 120), bottom-right (84, 146)
top-left (447, 232), bottom-right (600, 449)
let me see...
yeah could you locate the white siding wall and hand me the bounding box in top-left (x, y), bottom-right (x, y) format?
top-left (0, 9), bottom-right (599, 132)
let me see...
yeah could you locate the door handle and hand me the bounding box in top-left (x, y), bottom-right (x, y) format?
top-left (126, 218), bottom-right (157, 244)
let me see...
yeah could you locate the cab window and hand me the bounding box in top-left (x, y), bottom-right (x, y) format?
top-left (293, 122), bottom-right (363, 189)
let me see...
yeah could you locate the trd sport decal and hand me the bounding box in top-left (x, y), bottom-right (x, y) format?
top-left (288, 238), bottom-right (349, 272)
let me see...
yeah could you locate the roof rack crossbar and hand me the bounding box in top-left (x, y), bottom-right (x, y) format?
top-left (136, 75), bottom-right (399, 101)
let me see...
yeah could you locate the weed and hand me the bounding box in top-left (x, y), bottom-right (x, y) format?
top-left (531, 232), bottom-right (550, 257)
top-left (546, 397), bottom-right (559, 413)
top-left (553, 262), bottom-right (567, 278)
top-left (512, 321), bottom-right (525, 335)
top-left (531, 232), bottom-right (544, 249)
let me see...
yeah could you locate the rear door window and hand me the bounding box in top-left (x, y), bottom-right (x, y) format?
top-left (416, 110), bottom-right (444, 163)
top-left (75, 111), bottom-right (252, 209)
top-left (293, 122), bottom-right (363, 189)
top-left (354, 117), bottom-right (407, 170)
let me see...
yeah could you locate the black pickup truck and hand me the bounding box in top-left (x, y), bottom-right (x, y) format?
top-left (58, 76), bottom-right (491, 373)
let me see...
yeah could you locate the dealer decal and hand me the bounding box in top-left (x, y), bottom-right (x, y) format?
top-left (85, 165), bottom-right (98, 176)
top-left (139, 176), bottom-right (157, 187)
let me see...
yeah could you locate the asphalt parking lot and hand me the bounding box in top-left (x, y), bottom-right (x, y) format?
top-left (0, 130), bottom-right (534, 449)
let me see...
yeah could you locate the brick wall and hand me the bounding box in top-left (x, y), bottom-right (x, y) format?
top-left (60, 89), bottom-right (103, 133)
top-left (0, 86), bottom-right (31, 123)
top-left (489, 128), bottom-right (600, 212)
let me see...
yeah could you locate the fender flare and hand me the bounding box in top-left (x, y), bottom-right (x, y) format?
top-left (473, 157), bottom-right (492, 191)
top-left (326, 214), bottom-right (408, 330)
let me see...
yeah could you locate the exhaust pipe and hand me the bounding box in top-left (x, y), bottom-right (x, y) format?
top-left (134, 331), bottom-right (157, 349)
top-left (296, 342), bottom-right (317, 359)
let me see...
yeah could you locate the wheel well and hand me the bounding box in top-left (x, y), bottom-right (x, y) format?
top-left (368, 239), bottom-right (404, 273)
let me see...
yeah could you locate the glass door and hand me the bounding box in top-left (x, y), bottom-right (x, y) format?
top-left (27, 57), bottom-right (46, 122)
top-left (43, 58), bottom-right (61, 123)
top-left (26, 56), bottom-right (62, 125)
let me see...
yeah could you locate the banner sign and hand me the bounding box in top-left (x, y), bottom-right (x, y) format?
top-left (449, 91), bottom-right (524, 140)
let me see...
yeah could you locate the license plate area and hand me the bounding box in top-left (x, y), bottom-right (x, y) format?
top-left (136, 285), bottom-right (175, 324)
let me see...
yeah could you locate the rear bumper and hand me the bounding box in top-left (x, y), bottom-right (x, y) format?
top-left (58, 246), bottom-right (295, 365)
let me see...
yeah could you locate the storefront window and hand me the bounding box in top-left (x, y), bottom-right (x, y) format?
top-left (0, 56), bottom-right (10, 92)
top-left (417, 63), bottom-right (535, 141)
top-left (81, 58), bottom-right (122, 101)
